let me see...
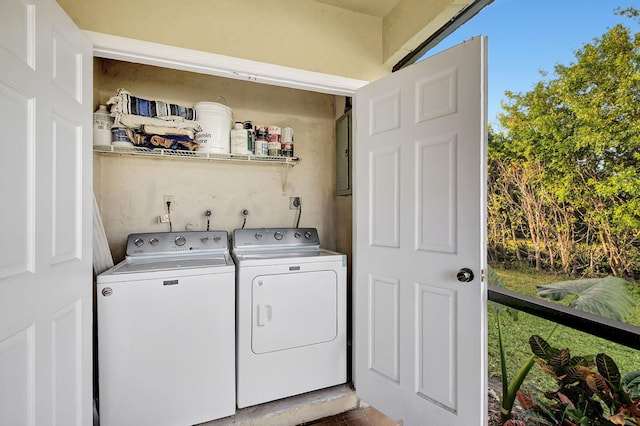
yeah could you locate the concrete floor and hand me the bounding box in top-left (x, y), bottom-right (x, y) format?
top-left (198, 384), bottom-right (398, 426)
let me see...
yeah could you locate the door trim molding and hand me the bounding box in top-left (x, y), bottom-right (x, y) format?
top-left (85, 31), bottom-right (367, 96)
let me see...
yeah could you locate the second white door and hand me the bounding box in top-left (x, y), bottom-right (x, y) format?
top-left (0, 0), bottom-right (93, 425)
top-left (354, 37), bottom-right (488, 425)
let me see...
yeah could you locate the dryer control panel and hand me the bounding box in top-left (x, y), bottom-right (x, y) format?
top-left (232, 228), bottom-right (320, 252)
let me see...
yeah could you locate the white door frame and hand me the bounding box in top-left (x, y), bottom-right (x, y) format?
top-left (84, 31), bottom-right (367, 97)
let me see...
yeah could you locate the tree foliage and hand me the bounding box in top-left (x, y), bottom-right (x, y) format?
top-left (488, 10), bottom-right (640, 279)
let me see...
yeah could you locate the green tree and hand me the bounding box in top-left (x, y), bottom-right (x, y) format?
top-left (490, 11), bottom-right (640, 278)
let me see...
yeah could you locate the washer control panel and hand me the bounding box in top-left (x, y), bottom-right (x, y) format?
top-left (126, 231), bottom-right (228, 257)
top-left (233, 228), bottom-right (320, 251)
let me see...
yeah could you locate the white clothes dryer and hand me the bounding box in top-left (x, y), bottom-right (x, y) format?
top-left (96, 231), bottom-right (235, 426)
top-left (232, 228), bottom-right (347, 408)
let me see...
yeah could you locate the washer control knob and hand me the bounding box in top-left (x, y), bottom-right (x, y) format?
top-left (213, 235), bottom-right (221, 242)
top-left (175, 236), bottom-right (187, 246)
top-left (200, 235), bottom-right (209, 243)
top-left (304, 231), bottom-right (312, 239)
top-left (149, 238), bottom-right (159, 246)
top-left (255, 232), bottom-right (263, 240)
top-left (274, 231), bottom-right (284, 240)
top-left (294, 232), bottom-right (302, 239)
top-left (134, 238), bottom-right (144, 247)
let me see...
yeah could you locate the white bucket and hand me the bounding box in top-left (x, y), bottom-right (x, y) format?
top-left (194, 101), bottom-right (233, 153)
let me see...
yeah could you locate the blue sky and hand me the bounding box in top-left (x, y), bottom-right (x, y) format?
top-left (420, 0), bottom-right (640, 128)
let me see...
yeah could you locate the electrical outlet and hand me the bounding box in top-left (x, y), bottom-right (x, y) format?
top-left (289, 196), bottom-right (301, 210)
top-left (164, 195), bottom-right (175, 205)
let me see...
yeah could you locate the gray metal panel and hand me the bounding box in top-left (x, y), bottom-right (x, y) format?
top-left (336, 110), bottom-right (352, 195)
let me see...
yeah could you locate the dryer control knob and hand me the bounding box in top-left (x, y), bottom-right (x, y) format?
top-left (304, 231), bottom-right (312, 239)
top-left (175, 235), bottom-right (186, 246)
top-left (201, 236), bottom-right (209, 243)
top-left (134, 238), bottom-right (144, 247)
top-left (149, 238), bottom-right (159, 246)
top-left (255, 232), bottom-right (263, 240)
top-left (213, 235), bottom-right (221, 242)
top-left (294, 232), bottom-right (301, 238)
top-left (274, 231), bottom-right (284, 240)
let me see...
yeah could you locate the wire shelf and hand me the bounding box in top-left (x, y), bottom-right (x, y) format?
top-left (93, 144), bottom-right (299, 165)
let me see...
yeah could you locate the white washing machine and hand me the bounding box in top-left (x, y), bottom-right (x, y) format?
top-left (232, 228), bottom-right (347, 408)
top-left (96, 231), bottom-right (235, 426)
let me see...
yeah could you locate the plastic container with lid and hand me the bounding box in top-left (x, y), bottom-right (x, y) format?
top-left (195, 102), bottom-right (233, 154)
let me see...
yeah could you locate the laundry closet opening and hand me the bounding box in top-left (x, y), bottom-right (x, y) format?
top-left (92, 56), bottom-right (356, 423)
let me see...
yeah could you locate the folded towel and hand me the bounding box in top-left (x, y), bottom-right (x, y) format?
top-left (105, 89), bottom-right (203, 152)
top-left (150, 135), bottom-right (199, 151)
top-left (114, 114), bottom-right (201, 132)
top-left (142, 124), bottom-right (195, 139)
top-left (126, 129), bottom-right (200, 152)
top-left (107, 88), bottom-right (196, 120)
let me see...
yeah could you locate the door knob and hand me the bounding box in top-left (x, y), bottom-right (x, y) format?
top-left (456, 268), bottom-right (474, 282)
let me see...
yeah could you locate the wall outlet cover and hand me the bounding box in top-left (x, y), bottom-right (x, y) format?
top-left (289, 197), bottom-right (301, 209)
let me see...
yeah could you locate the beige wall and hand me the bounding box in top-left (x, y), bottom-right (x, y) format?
top-left (58, 0), bottom-right (468, 82)
top-left (74, 0), bottom-right (471, 262)
top-left (59, 0), bottom-right (388, 82)
top-left (383, 0), bottom-right (470, 65)
top-left (94, 59), bottom-right (339, 262)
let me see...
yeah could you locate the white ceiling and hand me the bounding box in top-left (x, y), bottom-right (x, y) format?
top-left (312, 0), bottom-right (402, 18)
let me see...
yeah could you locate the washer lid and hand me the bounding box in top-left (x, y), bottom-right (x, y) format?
top-left (232, 248), bottom-right (339, 261)
top-left (109, 255), bottom-right (232, 274)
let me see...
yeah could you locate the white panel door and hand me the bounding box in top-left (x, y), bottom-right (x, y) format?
top-left (354, 37), bottom-right (487, 425)
top-left (0, 0), bottom-right (93, 425)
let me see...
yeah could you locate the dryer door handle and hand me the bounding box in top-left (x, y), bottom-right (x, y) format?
top-left (257, 304), bottom-right (272, 326)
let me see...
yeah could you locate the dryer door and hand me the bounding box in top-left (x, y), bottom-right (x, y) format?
top-left (252, 270), bottom-right (338, 354)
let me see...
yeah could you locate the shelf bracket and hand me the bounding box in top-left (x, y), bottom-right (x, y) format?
top-left (281, 163), bottom-right (290, 195)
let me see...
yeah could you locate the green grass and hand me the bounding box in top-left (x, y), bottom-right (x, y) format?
top-left (488, 265), bottom-right (640, 396)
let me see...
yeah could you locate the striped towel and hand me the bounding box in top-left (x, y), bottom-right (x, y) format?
top-left (107, 88), bottom-right (196, 120)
